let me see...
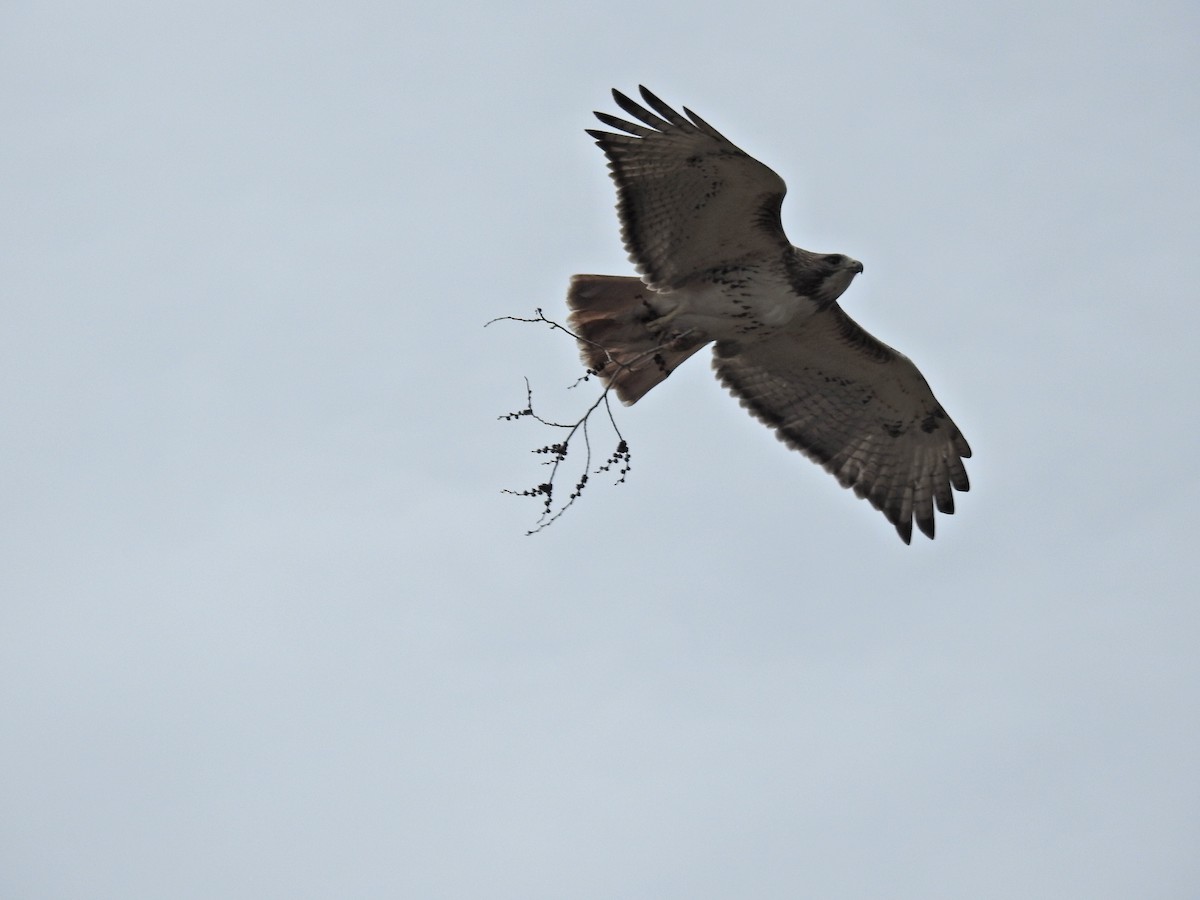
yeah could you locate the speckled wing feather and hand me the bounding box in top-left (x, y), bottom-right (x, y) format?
top-left (713, 305), bottom-right (972, 543)
top-left (587, 86), bottom-right (791, 290)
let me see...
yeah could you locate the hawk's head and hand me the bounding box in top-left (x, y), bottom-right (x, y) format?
top-left (815, 253), bottom-right (864, 303)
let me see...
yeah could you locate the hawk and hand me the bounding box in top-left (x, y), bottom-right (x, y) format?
top-left (566, 86), bottom-right (971, 543)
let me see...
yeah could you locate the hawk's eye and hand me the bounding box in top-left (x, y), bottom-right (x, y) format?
top-left (824, 254), bottom-right (845, 267)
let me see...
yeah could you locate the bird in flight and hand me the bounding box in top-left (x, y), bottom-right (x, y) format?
top-left (567, 86), bottom-right (971, 543)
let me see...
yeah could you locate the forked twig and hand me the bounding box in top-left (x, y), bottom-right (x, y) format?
top-left (488, 309), bottom-right (634, 534)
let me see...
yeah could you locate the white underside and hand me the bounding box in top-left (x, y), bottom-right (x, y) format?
top-left (646, 276), bottom-right (820, 342)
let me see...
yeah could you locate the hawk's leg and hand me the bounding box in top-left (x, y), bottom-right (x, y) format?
top-left (643, 304), bottom-right (684, 334)
top-left (641, 305), bottom-right (706, 354)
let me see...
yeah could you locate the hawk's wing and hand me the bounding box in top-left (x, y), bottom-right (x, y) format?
top-left (713, 306), bottom-right (971, 543)
top-left (588, 86), bottom-right (791, 290)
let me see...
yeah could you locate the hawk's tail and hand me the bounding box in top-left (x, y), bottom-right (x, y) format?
top-left (566, 274), bottom-right (707, 405)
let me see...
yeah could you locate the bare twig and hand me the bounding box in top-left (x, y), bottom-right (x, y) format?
top-left (489, 309), bottom-right (633, 534)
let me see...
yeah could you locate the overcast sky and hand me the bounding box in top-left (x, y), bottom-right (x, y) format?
top-left (3, 1), bottom-right (1199, 897)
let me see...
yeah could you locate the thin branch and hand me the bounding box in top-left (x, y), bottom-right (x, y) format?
top-left (491, 309), bottom-right (635, 534)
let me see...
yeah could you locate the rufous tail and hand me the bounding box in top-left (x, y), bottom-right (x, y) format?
top-left (565, 275), bottom-right (706, 405)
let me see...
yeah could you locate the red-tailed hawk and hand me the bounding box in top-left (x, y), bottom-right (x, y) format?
top-left (567, 86), bottom-right (971, 543)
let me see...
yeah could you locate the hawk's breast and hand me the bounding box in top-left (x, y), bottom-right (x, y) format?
top-left (651, 265), bottom-right (818, 342)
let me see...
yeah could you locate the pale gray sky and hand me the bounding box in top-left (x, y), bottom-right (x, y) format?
top-left (3, 1), bottom-right (1199, 897)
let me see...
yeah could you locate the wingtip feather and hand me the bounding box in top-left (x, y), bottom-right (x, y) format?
top-left (916, 513), bottom-right (935, 540)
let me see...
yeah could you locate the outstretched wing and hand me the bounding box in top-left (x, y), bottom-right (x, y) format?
top-left (713, 306), bottom-right (971, 543)
top-left (588, 86), bottom-right (791, 290)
